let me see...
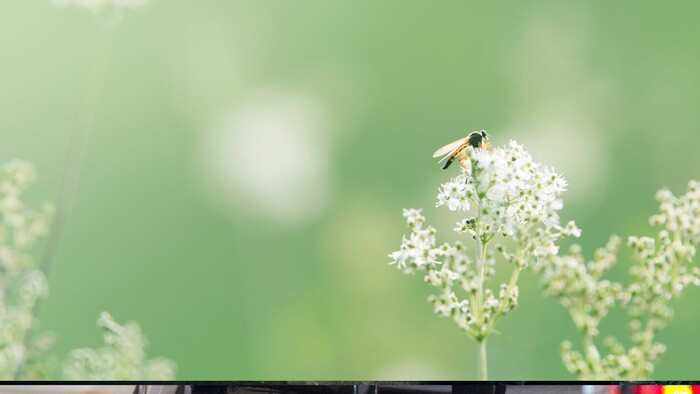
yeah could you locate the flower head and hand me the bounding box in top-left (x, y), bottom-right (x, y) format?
top-left (436, 140), bottom-right (577, 263)
top-left (390, 137), bottom-right (578, 344)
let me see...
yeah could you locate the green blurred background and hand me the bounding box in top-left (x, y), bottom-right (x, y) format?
top-left (1, 0), bottom-right (700, 380)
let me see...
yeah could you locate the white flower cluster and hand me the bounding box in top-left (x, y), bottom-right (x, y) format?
top-left (539, 238), bottom-right (623, 338)
top-left (0, 161), bottom-right (54, 379)
top-left (543, 180), bottom-right (700, 380)
top-left (649, 180), bottom-right (700, 245)
top-left (390, 140), bottom-right (579, 342)
top-left (389, 209), bottom-right (438, 271)
top-left (1, 160), bottom-right (175, 379)
top-left (389, 209), bottom-right (477, 334)
top-left (0, 161), bottom-right (54, 271)
top-left (437, 141), bottom-right (579, 265)
top-left (63, 312), bottom-right (176, 380)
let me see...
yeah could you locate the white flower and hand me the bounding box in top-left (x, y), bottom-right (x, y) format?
top-left (402, 208), bottom-right (424, 229)
top-left (541, 180), bottom-right (700, 380)
top-left (436, 176), bottom-right (471, 211)
top-left (388, 245), bottom-right (411, 270)
top-left (18, 271), bottom-right (48, 302)
top-left (534, 239), bottom-right (559, 258)
top-left (649, 180), bottom-right (700, 245)
top-left (388, 210), bottom-right (440, 271)
top-left (436, 140), bottom-right (573, 245)
top-left (63, 312), bottom-right (176, 380)
top-left (561, 221), bottom-right (582, 237)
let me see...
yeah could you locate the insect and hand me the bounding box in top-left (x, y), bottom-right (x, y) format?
top-left (432, 130), bottom-right (493, 170)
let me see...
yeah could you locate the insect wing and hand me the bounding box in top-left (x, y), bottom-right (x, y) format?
top-left (432, 137), bottom-right (467, 158)
top-left (437, 148), bottom-right (459, 164)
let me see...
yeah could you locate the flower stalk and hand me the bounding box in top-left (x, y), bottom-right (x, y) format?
top-left (40, 25), bottom-right (112, 280)
top-left (477, 338), bottom-right (488, 380)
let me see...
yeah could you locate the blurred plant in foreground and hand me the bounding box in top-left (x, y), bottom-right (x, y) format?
top-left (63, 312), bottom-right (176, 379)
top-left (389, 140), bottom-right (580, 379)
top-left (539, 180), bottom-right (700, 379)
top-left (0, 161), bottom-right (175, 379)
top-left (0, 161), bottom-right (55, 379)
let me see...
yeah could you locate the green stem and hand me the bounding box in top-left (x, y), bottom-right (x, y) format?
top-left (41, 26), bottom-right (113, 278)
top-left (474, 232), bottom-right (489, 379)
top-left (583, 333), bottom-right (603, 379)
top-left (475, 236), bottom-right (484, 328)
top-left (14, 26), bottom-right (113, 380)
top-left (485, 265), bottom-right (521, 335)
top-left (477, 338), bottom-right (488, 380)
top-left (636, 322), bottom-right (655, 379)
top-left (471, 185), bottom-right (490, 380)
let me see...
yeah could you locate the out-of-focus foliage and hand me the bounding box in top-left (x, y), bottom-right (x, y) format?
top-left (0, 161), bottom-right (54, 379)
top-left (63, 312), bottom-right (176, 380)
top-left (544, 181), bottom-right (700, 379)
top-left (1, 161), bottom-right (175, 379)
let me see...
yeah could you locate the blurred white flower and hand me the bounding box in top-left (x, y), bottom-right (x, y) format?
top-left (511, 125), bottom-right (610, 204)
top-left (196, 90), bottom-right (333, 227)
top-left (402, 208), bottom-right (425, 228)
top-left (0, 161), bottom-right (54, 379)
top-left (543, 180), bottom-right (700, 379)
top-left (1, 161), bottom-right (173, 379)
top-left (504, 6), bottom-right (611, 203)
top-left (649, 180), bottom-right (700, 244)
top-left (63, 312), bottom-right (176, 380)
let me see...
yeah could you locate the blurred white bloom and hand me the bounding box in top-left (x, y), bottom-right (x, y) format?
top-left (63, 312), bottom-right (176, 380)
top-left (505, 6), bottom-right (612, 203)
top-left (18, 271), bottom-right (49, 303)
top-left (0, 161), bottom-right (36, 195)
top-left (562, 220), bottom-right (582, 237)
top-left (649, 180), bottom-right (700, 244)
top-left (402, 208), bottom-right (424, 228)
top-left (508, 125), bottom-right (610, 204)
top-left (0, 161), bottom-right (54, 379)
top-left (197, 91), bottom-right (332, 227)
top-left (1, 161), bottom-right (173, 379)
top-left (544, 180), bottom-right (700, 380)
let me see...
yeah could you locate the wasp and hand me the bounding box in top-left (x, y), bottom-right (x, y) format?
top-left (432, 130), bottom-right (493, 169)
